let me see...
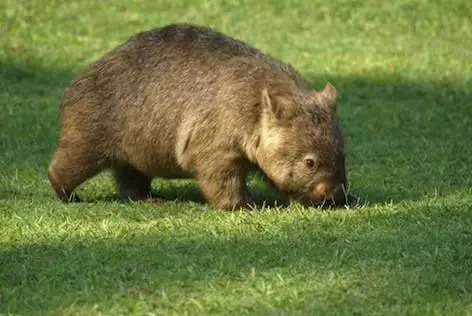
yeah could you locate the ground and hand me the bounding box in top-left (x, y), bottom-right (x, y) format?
top-left (1, 0), bottom-right (471, 315)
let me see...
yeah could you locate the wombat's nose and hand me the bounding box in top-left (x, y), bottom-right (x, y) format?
top-left (315, 182), bottom-right (346, 201)
top-left (314, 182), bottom-right (331, 197)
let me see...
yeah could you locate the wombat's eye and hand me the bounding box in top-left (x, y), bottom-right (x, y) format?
top-left (304, 158), bottom-right (316, 169)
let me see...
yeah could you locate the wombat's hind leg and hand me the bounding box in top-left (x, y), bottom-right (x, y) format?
top-left (113, 165), bottom-right (163, 202)
top-left (48, 147), bottom-right (106, 202)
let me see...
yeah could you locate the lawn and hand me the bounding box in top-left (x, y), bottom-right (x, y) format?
top-left (1, 0), bottom-right (472, 315)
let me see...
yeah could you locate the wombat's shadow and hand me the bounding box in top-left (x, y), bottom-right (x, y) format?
top-left (2, 61), bottom-right (471, 206)
top-left (82, 172), bottom-right (362, 210)
top-left (84, 176), bottom-right (295, 209)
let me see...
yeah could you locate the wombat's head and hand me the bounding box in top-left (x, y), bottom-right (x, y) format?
top-left (257, 83), bottom-right (348, 206)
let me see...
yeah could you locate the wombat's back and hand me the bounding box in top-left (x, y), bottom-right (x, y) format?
top-left (60, 23), bottom-right (306, 112)
top-left (125, 23), bottom-right (304, 80)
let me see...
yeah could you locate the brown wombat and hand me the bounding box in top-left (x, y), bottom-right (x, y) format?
top-left (48, 23), bottom-right (348, 210)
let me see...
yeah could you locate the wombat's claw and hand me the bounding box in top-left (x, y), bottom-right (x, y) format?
top-left (67, 193), bottom-right (81, 203)
top-left (143, 194), bottom-right (165, 203)
top-left (144, 198), bottom-right (164, 203)
top-left (224, 199), bottom-right (256, 212)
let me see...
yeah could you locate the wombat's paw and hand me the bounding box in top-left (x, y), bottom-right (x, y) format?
top-left (217, 198), bottom-right (256, 212)
top-left (60, 192), bottom-right (81, 203)
top-left (131, 192), bottom-right (166, 203)
top-left (143, 195), bottom-right (166, 203)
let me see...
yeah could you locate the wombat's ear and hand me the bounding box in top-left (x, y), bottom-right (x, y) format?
top-left (262, 88), bottom-right (294, 121)
top-left (317, 83), bottom-right (337, 112)
top-left (262, 88), bottom-right (281, 119)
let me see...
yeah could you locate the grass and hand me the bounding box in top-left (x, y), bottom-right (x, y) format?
top-left (1, 0), bottom-right (472, 314)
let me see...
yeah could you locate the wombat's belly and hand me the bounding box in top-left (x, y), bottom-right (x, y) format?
top-left (117, 127), bottom-right (191, 179)
top-left (125, 148), bottom-right (191, 179)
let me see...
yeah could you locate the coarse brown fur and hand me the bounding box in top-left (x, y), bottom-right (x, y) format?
top-left (48, 23), bottom-right (348, 210)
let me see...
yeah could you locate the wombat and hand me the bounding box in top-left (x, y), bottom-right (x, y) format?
top-left (48, 23), bottom-right (348, 210)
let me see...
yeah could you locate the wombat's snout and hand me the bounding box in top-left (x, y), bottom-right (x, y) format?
top-left (316, 182), bottom-right (343, 199)
top-left (306, 180), bottom-right (348, 206)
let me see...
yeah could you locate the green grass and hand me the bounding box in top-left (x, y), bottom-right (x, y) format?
top-left (1, 0), bottom-right (472, 314)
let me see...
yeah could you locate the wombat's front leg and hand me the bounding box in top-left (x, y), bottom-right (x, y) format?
top-left (195, 161), bottom-right (253, 211)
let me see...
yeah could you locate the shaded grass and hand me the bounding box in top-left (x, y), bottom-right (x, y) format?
top-left (1, 0), bottom-right (472, 314)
